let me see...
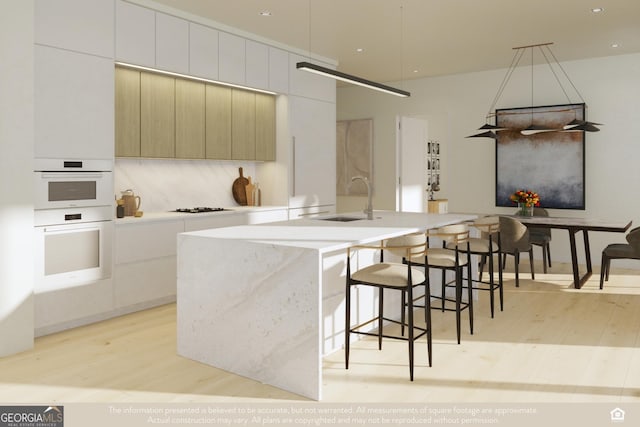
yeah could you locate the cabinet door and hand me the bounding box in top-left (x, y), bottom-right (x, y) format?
top-left (176, 79), bottom-right (205, 159)
top-left (246, 40), bottom-right (269, 90)
top-left (231, 89), bottom-right (256, 160)
top-left (115, 0), bottom-right (155, 67)
top-left (156, 12), bottom-right (189, 74)
top-left (35, 0), bottom-right (114, 58)
top-left (141, 73), bottom-right (175, 158)
top-left (35, 45), bottom-right (114, 160)
top-left (255, 93), bottom-right (275, 161)
top-left (189, 22), bottom-right (219, 80)
top-left (115, 67), bottom-right (141, 157)
top-left (289, 96), bottom-right (336, 208)
top-left (205, 85), bottom-right (232, 159)
top-left (269, 47), bottom-right (289, 94)
top-left (219, 32), bottom-right (246, 85)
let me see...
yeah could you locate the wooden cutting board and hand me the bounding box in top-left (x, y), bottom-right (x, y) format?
top-left (232, 167), bottom-right (249, 205)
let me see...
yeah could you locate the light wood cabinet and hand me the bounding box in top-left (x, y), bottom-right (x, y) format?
top-left (176, 79), bottom-right (205, 158)
top-left (255, 93), bottom-right (276, 161)
top-left (115, 69), bottom-right (275, 161)
top-left (231, 90), bottom-right (256, 160)
top-left (115, 67), bottom-right (141, 157)
top-left (205, 85), bottom-right (232, 159)
top-left (141, 73), bottom-right (175, 158)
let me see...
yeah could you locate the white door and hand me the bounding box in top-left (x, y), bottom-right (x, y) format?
top-left (396, 116), bottom-right (427, 212)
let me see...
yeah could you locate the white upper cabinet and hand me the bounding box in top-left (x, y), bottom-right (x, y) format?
top-left (35, 45), bottom-right (114, 160)
top-left (269, 47), bottom-right (289, 94)
top-left (189, 22), bottom-right (219, 80)
top-left (289, 54), bottom-right (336, 103)
top-left (246, 40), bottom-right (269, 90)
top-left (156, 12), bottom-right (189, 74)
top-left (115, 0), bottom-right (155, 67)
top-left (35, 0), bottom-right (114, 58)
top-left (219, 32), bottom-right (246, 85)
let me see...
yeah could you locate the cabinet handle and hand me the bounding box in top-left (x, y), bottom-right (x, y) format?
top-left (297, 210), bottom-right (330, 218)
top-left (291, 136), bottom-right (296, 197)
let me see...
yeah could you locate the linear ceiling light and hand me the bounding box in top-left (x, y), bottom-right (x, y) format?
top-left (296, 61), bottom-right (410, 97)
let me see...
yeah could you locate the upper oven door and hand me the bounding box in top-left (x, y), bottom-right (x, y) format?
top-left (35, 171), bottom-right (113, 210)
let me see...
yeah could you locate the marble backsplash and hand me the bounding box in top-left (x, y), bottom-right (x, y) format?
top-left (114, 158), bottom-right (257, 212)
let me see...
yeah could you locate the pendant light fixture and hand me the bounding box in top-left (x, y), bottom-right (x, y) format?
top-left (296, 62), bottom-right (410, 97)
top-left (296, 1), bottom-right (410, 97)
top-left (467, 42), bottom-right (602, 139)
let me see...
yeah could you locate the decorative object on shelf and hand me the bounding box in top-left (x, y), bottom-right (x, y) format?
top-left (426, 140), bottom-right (440, 201)
top-left (496, 103), bottom-right (585, 209)
top-left (510, 189), bottom-right (539, 216)
top-left (467, 42), bottom-right (602, 139)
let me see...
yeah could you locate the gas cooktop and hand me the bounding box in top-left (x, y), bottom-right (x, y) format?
top-left (174, 207), bottom-right (231, 214)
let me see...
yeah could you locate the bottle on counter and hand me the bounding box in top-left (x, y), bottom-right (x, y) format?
top-left (254, 182), bottom-right (261, 206)
top-left (116, 198), bottom-right (125, 218)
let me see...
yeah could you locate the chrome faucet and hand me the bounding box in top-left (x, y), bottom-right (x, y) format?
top-left (351, 176), bottom-right (373, 220)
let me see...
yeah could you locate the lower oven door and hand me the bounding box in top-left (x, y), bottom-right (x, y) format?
top-left (34, 220), bottom-right (113, 293)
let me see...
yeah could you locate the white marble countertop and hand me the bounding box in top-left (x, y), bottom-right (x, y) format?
top-left (114, 205), bottom-right (288, 224)
top-left (180, 210), bottom-right (477, 253)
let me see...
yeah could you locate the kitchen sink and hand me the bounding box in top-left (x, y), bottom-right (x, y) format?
top-left (317, 216), bottom-right (364, 222)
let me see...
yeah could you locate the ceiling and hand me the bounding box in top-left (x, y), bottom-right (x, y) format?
top-left (150, 0), bottom-right (640, 85)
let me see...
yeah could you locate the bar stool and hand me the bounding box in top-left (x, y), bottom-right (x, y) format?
top-left (469, 216), bottom-right (503, 317)
top-left (409, 223), bottom-right (472, 344)
top-left (345, 232), bottom-right (432, 381)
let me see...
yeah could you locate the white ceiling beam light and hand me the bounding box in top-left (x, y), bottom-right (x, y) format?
top-left (296, 61), bottom-right (410, 97)
top-left (467, 42), bottom-right (603, 139)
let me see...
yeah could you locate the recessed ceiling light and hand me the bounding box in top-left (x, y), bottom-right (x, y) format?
top-left (413, 70), bottom-right (419, 73)
top-left (259, 11), bottom-right (272, 17)
top-left (356, 48), bottom-right (364, 53)
top-left (591, 7), bottom-right (604, 13)
top-left (611, 43), bottom-right (620, 48)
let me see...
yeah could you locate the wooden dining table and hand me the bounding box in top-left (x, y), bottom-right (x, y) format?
top-left (508, 216), bottom-right (632, 288)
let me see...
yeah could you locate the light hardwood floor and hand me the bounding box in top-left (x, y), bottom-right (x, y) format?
top-left (1, 261), bottom-right (639, 404)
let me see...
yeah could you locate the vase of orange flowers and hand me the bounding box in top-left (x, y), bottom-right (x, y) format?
top-left (510, 189), bottom-right (540, 216)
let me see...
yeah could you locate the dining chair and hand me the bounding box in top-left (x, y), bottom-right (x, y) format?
top-left (410, 223), bottom-right (473, 344)
top-left (499, 216), bottom-right (535, 287)
top-left (345, 232), bottom-right (432, 381)
top-left (528, 207), bottom-right (552, 273)
top-left (600, 226), bottom-right (640, 289)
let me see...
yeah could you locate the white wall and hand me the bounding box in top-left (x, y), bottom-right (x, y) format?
top-left (337, 53), bottom-right (640, 267)
top-left (0, 0), bottom-right (35, 356)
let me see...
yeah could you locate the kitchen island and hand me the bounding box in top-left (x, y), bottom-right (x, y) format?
top-left (176, 211), bottom-right (476, 400)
